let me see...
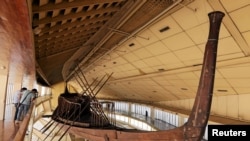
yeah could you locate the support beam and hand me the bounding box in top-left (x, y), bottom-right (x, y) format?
top-left (32, 0), bottom-right (125, 13)
top-left (33, 7), bottom-right (119, 26)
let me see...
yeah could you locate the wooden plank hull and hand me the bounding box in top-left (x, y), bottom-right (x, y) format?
top-left (67, 125), bottom-right (184, 141)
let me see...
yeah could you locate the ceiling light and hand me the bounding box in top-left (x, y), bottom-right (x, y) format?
top-left (129, 43), bottom-right (135, 47)
top-left (193, 64), bottom-right (202, 66)
top-left (158, 68), bottom-right (165, 72)
top-left (159, 26), bottom-right (170, 33)
top-left (217, 89), bottom-right (228, 92)
top-left (181, 88), bottom-right (188, 90)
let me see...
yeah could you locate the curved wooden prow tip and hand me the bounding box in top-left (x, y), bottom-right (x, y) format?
top-left (183, 11), bottom-right (225, 140)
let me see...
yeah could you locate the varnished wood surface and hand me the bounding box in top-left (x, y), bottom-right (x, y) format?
top-left (0, 121), bottom-right (20, 141)
top-left (0, 104), bottom-right (20, 141)
top-left (0, 96), bottom-right (52, 141)
top-left (2, 103), bottom-right (32, 141)
top-left (0, 0), bottom-right (36, 84)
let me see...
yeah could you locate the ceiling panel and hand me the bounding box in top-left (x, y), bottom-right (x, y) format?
top-left (234, 87), bottom-right (250, 95)
top-left (174, 46), bottom-right (203, 61)
top-left (216, 24), bottom-right (231, 38)
top-left (112, 57), bottom-right (128, 65)
top-left (182, 79), bottom-right (199, 87)
top-left (135, 29), bottom-right (159, 46)
top-left (151, 65), bottom-right (168, 72)
top-left (214, 78), bottom-right (232, 87)
top-left (171, 0), bottom-right (213, 30)
top-left (218, 37), bottom-right (244, 55)
top-left (118, 63), bottom-right (137, 71)
top-left (149, 16), bottom-right (183, 40)
top-left (227, 79), bottom-right (250, 88)
top-left (131, 60), bottom-right (150, 68)
top-left (143, 57), bottom-right (163, 67)
top-left (242, 31), bottom-right (250, 47)
top-left (144, 41), bottom-right (170, 55)
top-left (133, 48), bottom-right (153, 59)
top-left (220, 0), bottom-right (250, 12)
top-left (122, 52), bottom-right (140, 62)
top-left (219, 65), bottom-right (250, 78)
top-left (181, 59), bottom-right (203, 66)
top-left (185, 22), bottom-right (209, 44)
top-left (161, 33), bottom-right (195, 51)
top-left (122, 69), bottom-right (141, 77)
top-left (176, 72), bottom-right (199, 79)
top-left (156, 52), bottom-right (183, 64)
top-left (152, 77), bottom-right (172, 85)
top-left (229, 5), bottom-right (250, 32)
top-left (168, 79), bottom-right (187, 87)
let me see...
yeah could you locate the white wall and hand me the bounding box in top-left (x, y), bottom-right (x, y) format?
top-left (0, 75), bottom-right (8, 120)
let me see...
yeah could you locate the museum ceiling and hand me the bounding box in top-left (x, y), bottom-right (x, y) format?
top-left (24, 0), bottom-right (250, 102)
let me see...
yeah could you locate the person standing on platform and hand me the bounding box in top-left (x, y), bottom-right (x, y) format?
top-left (13, 87), bottom-right (27, 121)
top-left (15, 88), bottom-right (37, 124)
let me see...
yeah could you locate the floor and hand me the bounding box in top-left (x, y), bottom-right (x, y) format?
top-left (0, 104), bottom-right (20, 141)
top-left (128, 112), bottom-right (176, 130)
top-left (0, 121), bottom-right (20, 141)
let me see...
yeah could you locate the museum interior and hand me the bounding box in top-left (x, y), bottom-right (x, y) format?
top-left (0, 0), bottom-right (250, 140)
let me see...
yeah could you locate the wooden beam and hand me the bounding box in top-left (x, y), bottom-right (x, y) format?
top-left (32, 0), bottom-right (125, 13)
top-left (33, 7), bottom-right (120, 26)
top-left (39, 41), bottom-right (85, 55)
top-left (40, 16), bottom-right (110, 34)
top-left (37, 37), bottom-right (87, 50)
top-left (36, 27), bottom-right (98, 41)
top-left (36, 34), bottom-right (90, 47)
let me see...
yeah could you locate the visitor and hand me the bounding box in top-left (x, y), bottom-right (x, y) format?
top-left (15, 88), bottom-right (37, 124)
top-left (13, 87), bottom-right (27, 121)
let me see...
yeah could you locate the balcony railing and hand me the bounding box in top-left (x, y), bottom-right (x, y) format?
top-left (13, 96), bottom-right (52, 141)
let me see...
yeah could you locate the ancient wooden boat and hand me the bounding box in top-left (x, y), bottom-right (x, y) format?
top-left (45, 11), bottom-right (225, 141)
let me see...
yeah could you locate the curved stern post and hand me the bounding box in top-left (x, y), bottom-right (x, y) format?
top-left (184, 11), bottom-right (225, 140)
